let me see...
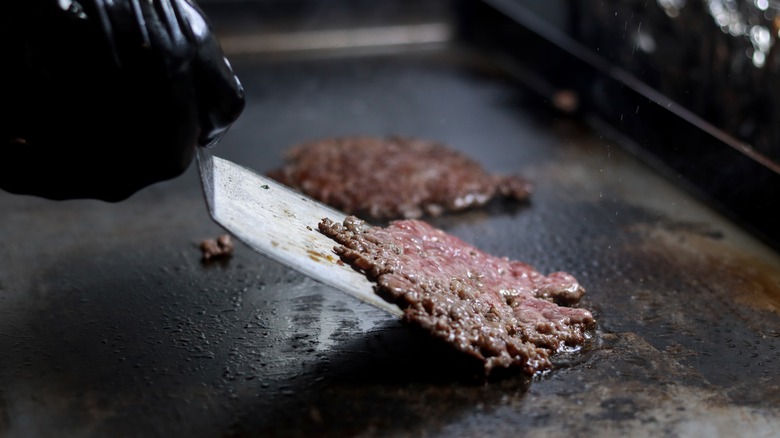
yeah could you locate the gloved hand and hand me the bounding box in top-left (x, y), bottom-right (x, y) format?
top-left (0, 0), bottom-right (245, 201)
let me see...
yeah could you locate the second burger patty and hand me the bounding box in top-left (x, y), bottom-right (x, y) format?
top-left (267, 136), bottom-right (533, 220)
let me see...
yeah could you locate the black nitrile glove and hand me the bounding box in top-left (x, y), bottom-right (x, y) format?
top-left (0, 0), bottom-right (245, 201)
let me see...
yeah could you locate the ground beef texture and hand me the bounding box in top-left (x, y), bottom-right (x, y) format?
top-left (319, 216), bottom-right (595, 375)
top-left (268, 136), bottom-right (532, 220)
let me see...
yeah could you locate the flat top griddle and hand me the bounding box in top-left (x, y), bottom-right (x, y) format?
top-left (0, 46), bottom-right (778, 437)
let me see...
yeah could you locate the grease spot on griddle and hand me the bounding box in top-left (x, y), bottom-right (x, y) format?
top-left (637, 225), bottom-right (780, 316)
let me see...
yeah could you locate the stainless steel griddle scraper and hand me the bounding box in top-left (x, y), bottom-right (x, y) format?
top-left (196, 148), bottom-right (402, 317)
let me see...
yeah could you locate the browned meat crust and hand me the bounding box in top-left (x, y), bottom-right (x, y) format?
top-left (319, 216), bottom-right (595, 375)
top-left (267, 136), bottom-right (533, 220)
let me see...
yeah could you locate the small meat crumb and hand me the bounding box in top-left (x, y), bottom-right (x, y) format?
top-left (200, 234), bottom-right (234, 261)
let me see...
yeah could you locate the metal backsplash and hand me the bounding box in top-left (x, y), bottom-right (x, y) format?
top-left (459, 0), bottom-right (780, 249)
top-left (572, 0), bottom-right (779, 164)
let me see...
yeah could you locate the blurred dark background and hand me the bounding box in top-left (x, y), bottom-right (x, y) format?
top-left (198, 0), bottom-right (779, 248)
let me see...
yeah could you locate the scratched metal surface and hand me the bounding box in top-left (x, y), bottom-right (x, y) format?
top-left (1, 48), bottom-right (779, 437)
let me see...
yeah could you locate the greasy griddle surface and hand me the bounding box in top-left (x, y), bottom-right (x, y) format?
top-left (0, 49), bottom-right (778, 437)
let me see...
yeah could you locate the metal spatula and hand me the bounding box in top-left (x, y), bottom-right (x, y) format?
top-left (196, 148), bottom-right (402, 317)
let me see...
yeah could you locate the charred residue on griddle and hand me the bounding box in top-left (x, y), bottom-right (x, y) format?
top-left (594, 206), bottom-right (780, 406)
top-left (511, 195), bottom-right (780, 406)
top-left (631, 225), bottom-right (780, 316)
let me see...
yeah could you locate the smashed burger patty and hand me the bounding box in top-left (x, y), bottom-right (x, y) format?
top-left (319, 216), bottom-right (595, 375)
top-left (267, 136), bottom-right (533, 220)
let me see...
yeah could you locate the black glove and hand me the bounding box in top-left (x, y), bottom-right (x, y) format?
top-left (0, 0), bottom-right (245, 201)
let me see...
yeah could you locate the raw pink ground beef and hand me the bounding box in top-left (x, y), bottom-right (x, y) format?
top-left (319, 216), bottom-right (595, 375)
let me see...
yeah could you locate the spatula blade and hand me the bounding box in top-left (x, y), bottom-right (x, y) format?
top-left (197, 148), bottom-right (402, 317)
